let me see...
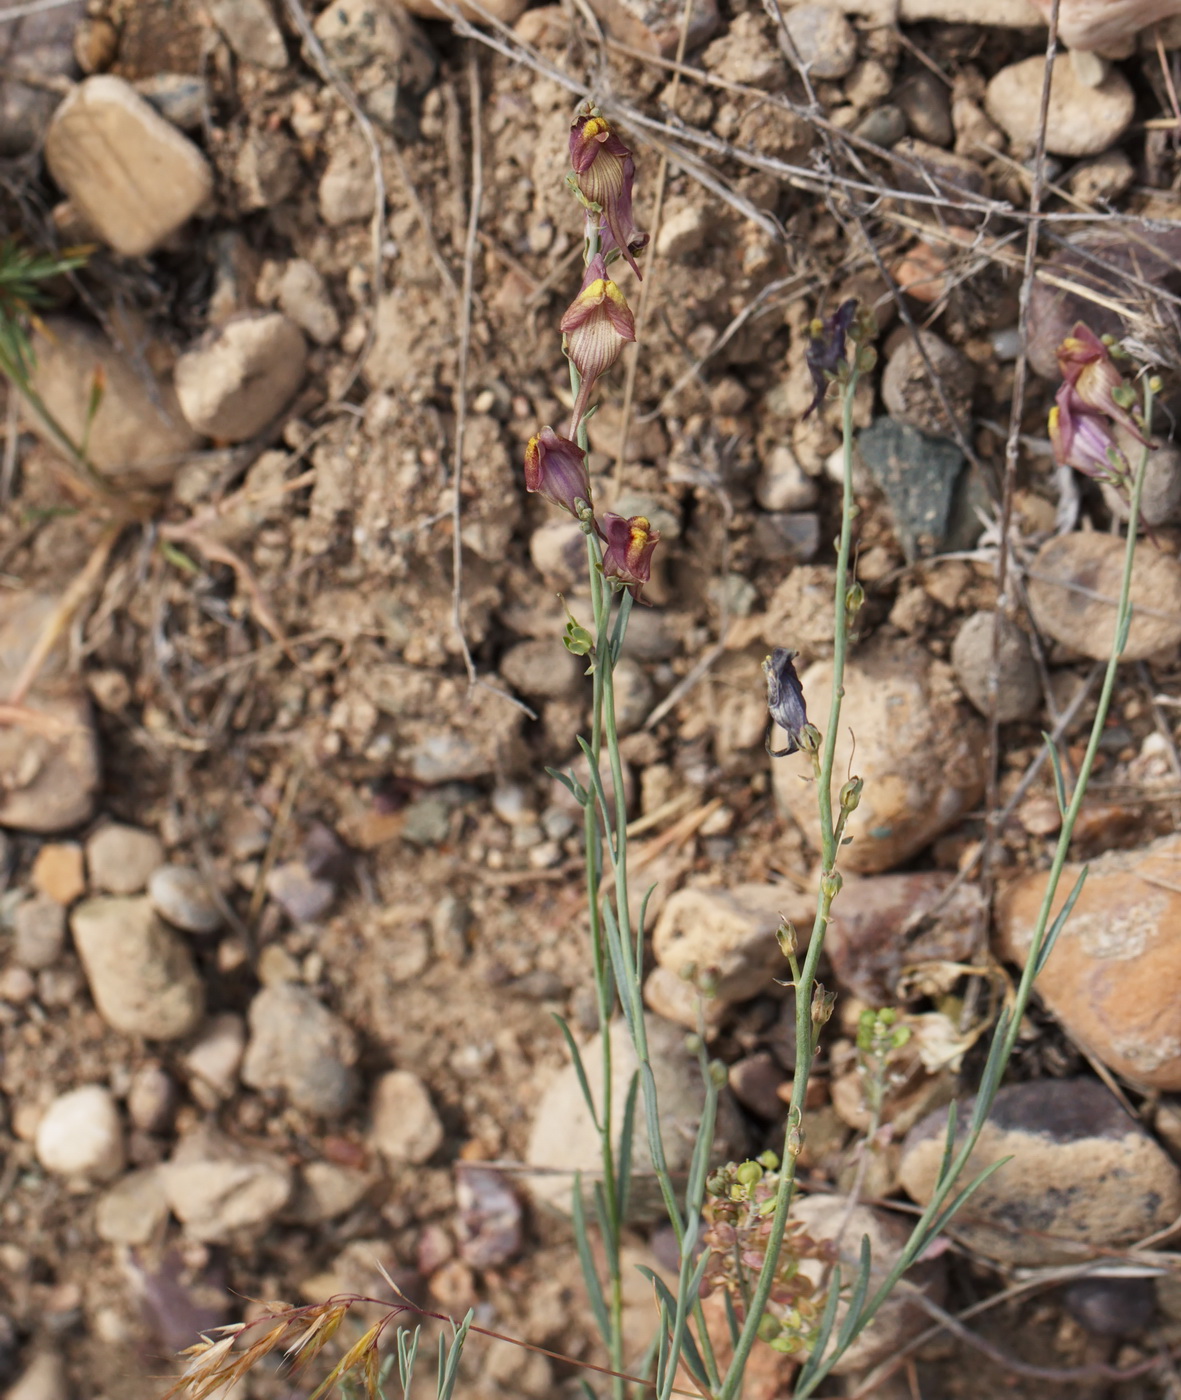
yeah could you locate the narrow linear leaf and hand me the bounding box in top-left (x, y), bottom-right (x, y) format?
top-left (1033, 866), bottom-right (1089, 978)
top-left (575, 735), bottom-right (614, 847)
top-left (592, 1178), bottom-right (619, 1280)
top-left (637, 1268), bottom-right (709, 1390)
top-left (617, 1070), bottom-right (640, 1222)
top-left (1043, 732), bottom-right (1068, 817)
top-left (795, 1260), bottom-right (842, 1394)
top-left (571, 1176), bottom-right (611, 1340)
top-left (545, 767), bottom-right (587, 805)
top-left (832, 1235), bottom-right (873, 1355)
top-left (551, 1013), bottom-right (600, 1130)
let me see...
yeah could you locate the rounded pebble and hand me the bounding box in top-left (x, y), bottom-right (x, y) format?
top-left (126, 1063), bottom-right (176, 1134)
top-left (13, 895), bottom-right (67, 970)
top-left (35, 1085), bottom-right (125, 1183)
top-left (241, 983), bottom-right (358, 1115)
top-left (1026, 532), bottom-right (1181, 661)
top-left (499, 637), bottom-right (582, 700)
top-left (148, 863), bottom-right (223, 934)
top-left (1101, 434), bottom-right (1181, 529)
top-left (951, 610), bottom-right (1041, 722)
top-left (779, 4), bottom-right (857, 79)
top-left (755, 444), bottom-right (819, 513)
top-left (85, 823), bottom-right (164, 895)
top-left (174, 312), bottom-right (307, 442)
top-left (881, 330), bottom-right (974, 437)
top-left (369, 1070), bottom-right (444, 1165)
top-left (985, 54), bottom-right (1135, 157)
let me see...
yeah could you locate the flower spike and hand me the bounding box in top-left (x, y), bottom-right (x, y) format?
top-left (524, 427), bottom-right (593, 518)
top-left (599, 512), bottom-right (659, 599)
top-left (560, 254), bottom-right (636, 431)
top-left (570, 111), bottom-right (646, 279)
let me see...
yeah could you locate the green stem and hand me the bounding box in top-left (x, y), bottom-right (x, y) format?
top-left (718, 365), bottom-right (861, 1400)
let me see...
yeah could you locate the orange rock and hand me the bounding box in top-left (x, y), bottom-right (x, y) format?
top-left (31, 842), bottom-right (86, 905)
top-left (996, 833), bottom-right (1181, 1088)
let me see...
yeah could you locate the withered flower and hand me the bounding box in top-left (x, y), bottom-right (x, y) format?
top-left (1049, 388), bottom-right (1127, 483)
top-left (1057, 323), bottom-right (1147, 444)
top-left (560, 254), bottom-right (636, 429)
top-left (569, 111), bottom-right (645, 279)
top-left (600, 512), bottom-right (659, 599)
top-left (524, 427), bottom-right (593, 518)
top-left (763, 648), bottom-right (810, 757)
top-left (804, 299), bottom-right (857, 418)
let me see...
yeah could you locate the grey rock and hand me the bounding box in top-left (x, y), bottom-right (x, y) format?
top-left (0, 3), bottom-right (82, 157)
top-left (751, 511), bottom-right (821, 563)
top-left (880, 331), bottom-right (974, 438)
top-left (183, 1012), bottom-right (246, 1108)
top-left (369, 1070), bottom-right (444, 1164)
top-left (893, 137), bottom-right (991, 226)
top-left (900, 1079), bottom-right (1181, 1265)
top-left (148, 863), bottom-right (223, 935)
top-left (160, 1124), bottom-right (293, 1242)
top-left (85, 823), bottom-right (164, 895)
top-left (525, 1015), bottom-right (746, 1218)
top-left (779, 3), bottom-right (856, 78)
top-left (71, 896), bottom-right (204, 1039)
top-left (500, 637), bottom-right (582, 700)
top-left (897, 69), bottom-right (953, 147)
top-left (854, 104), bottom-right (907, 148)
top-left (133, 74), bottom-right (208, 131)
top-left (610, 657), bottom-right (653, 734)
top-left (755, 444), bottom-right (818, 513)
top-left (313, 0), bottom-right (434, 90)
top-left (951, 610), bottom-right (1041, 722)
top-left (1062, 1277), bottom-right (1156, 1336)
top-left (13, 895), bottom-right (66, 970)
top-left (456, 1164), bottom-right (522, 1269)
top-left (174, 312), bottom-right (306, 442)
top-left (241, 983), bottom-right (359, 1115)
top-left (1101, 434), bottom-right (1181, 528)
top-left (207, 0), bottom-right (287, 69)
top-left (265, 860), bottom-right (335, 923)
top-left (295, 1161), bottom-right (376, 1223)
top-left (1027, 532), bottom-right (1181, 661)
top-left (858, 417), bottom-right (966, 562)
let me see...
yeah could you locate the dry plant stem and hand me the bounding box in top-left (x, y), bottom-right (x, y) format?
top-left (717, 365), bottom-right (861, 1400)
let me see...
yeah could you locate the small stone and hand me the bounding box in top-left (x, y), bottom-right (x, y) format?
top-left (35, 1085), bottom-right (125, 1183)
top-left (499, 638), bottom-right (581, 700)
top-left (71, 896), bottom-right (205, 1039)
top-left (655, 204), bottom-right (709, 260)
top-left (779, 4), bottom-right (856, 77)
top-left (313, 0), bottom-right (434, 84)
top-left (133, 74), bottom-right (207, 131)
top-left (897, 70), bottom-right (953, 147)
top-left (755, 444), bottom-right (818, 513)
top-left (610, 658), bottom-right (653, 734)
top-left (652, 883), bottom-right (813, 1018)
top-left (275, 259), bottom-right (340, 346)
top-left (997, 833), bottom-right (1181, 1089)
top-left (183, 1012), bottom-right (247, 1108)
top-left (794, 1194), bottom-right (945, 1373)
top-left (148, 864), bottom-right (223, 935)
top-left (1027, 532), bottom-right (1181, 662)
top-left (0, 4), bottom-right (79, 159)
top-left (85, 823), bottom-right (164, 895)
top-left (44, 76), bottom-right (214, 257)
top-left (242, 983), bottom-right (359, 1115)
top-left (892, 138), bottom-right (991, 226)
top-left (1101, 435), bottom-right (1181, 528)
top-left (750, 512), bottom-right (820, 563)
top-left (853, 104), bottom-right (907, 148)
top-left (525, 1015), bottom-right (746, 1219)
top-left (900, 1079), bottom-right (1181, 1264)
top-left (174, 312), bottom-right (306, 442)
top-left (583, 0), bottom-right (716, 55)
top-left (369, 1070), bottom-right (444, 1165)
top-left (266, 860), bottom-right (335, 923)
top-left (4, 1354), bottom-right (68, 1400)
top-left (985, 54), bottom-right (1135, 157)
top-left (126, 1064), bottom-right (175, 1134)
top-left (234, 127), bottom-right (300, 211)
top-left (642, 965), bottom-right (726, 1034)
top-left (727, 1052), bottom-right (787, 1119)
top-left (95, 1167), bottom-right (168, 1245)
top-left (530, 520), bottom-right (587, 589)
top-left (160, 1123), bottom-right (293, 1242)
top-left (858, 417), bottom-right (966, 562)
top-left (880, 331), bottom-right (974, 438)
top-left (30, 843), bottom-right (84, 905)
top-left (206, 0), bottom-right (287, 69)
top-left (772, 643), bottom-right (986, 873)
top-left (13, 896), bottom-right (67, 970)
top-left (319, 131), bottom-right (376, 226)
top-left (296, 1161), bottom-right (375, 1223)
top-left (951, 610), bottom-right (1041, 722)
top-left (456, 1164), bottom-right (522, 1269)
top-left (1068, 149), bottom-right (1135, 205)
top-left (26, 318), bottom-right (200, 489)
top-left (1062, 1277), bottom-right (1156, 1336)
top-left (0, 968), bottom-right (34, 1004)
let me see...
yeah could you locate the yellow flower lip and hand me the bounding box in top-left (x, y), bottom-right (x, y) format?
top-left (582, 115), bottom-right (610, 139)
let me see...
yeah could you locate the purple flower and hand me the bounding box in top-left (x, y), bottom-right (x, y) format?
top-left (570, 112), bottom-right (645, 279)
top-left (1057, 323), bottom-right (1147, 445)
top-left (1049, 387), bottom-right (1127, 483)
top-left (804, 300), bottom-right (857, 418)
top-left (599, 512), bottom-right (659, 599)
top-left (763, 648), bottom-right (809, 756)
top-left (524, 427), bottom-right (592, 517)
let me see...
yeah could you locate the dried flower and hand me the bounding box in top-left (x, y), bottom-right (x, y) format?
top-left (600, 512), bottom-right (659, 598)
top-left (524, 427), bottom-right (593, 518)
top-left (763, 648), bottom-right (810, 756)
top-left (804, 299), bottom-right (857, 418)
top-left (569, 111), bottom-right (645, 278)
top-left (560, 254), bottom-right (636, 429)
top-left (1056, 323), bottom-right (1147, 444)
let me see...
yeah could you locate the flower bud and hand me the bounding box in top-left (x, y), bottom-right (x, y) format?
top-left (569, 110), bottom-right (646, 278)
top-left (804, 299), bottom-right (857, 418)
top-left (820, 869), bottom-right (843, 902)
top-left (524, 427), bottom-right (592, 517)
top-left (736, 1160), bottom-right (763, 1188)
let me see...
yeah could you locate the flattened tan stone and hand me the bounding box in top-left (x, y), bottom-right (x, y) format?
top-left (45, 75), bottom-right (213, 256)
top-left (985, 53), bottom-right (1135, 156)
top-left (997, 834), bottom-right (1181, 1088)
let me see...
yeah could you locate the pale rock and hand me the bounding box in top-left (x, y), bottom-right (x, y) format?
top-left (134, 74), bottom-right (208, 130)
top-left (1101, 435), bottom-right (1181, 528)
top-left (793, 1194), bottom-right (946, 1373)
top-left (275, 259), bottom-right (341, 346)
top-left (13, 895), bottom-right (67, 970)
top-left (4, 1354), bottom-right (69, 1400)
top-left (318, 131), bottom-right (377, 226)
top-left (85, 823), bottom-right (164, 895)
top-left (266, 861), bottom-right (335, 923)
top-left (880, 330), bottom-right (974, 437)
top-left (207, 0), bottom-right (287, 69)
top-left (529, 520), bottom-right (588, 590)
top-left (174, 312), bottom-right (306, 441)
top-left (397, 0), bottom-right (528, 23)
top-left (703, 12), bottom-right (782, 87)
top-left (951, 610), bottom-right (1041, 722)
top-left (772, 643), bottom-right (986, 872)
top-left (183, 1012), bottom-right (247, 1108)
top-left (642, 964), bottom-right (725, 1033)
top-left (578, 0), bottom-right (715, 51)
top-left (241, 983), bottom-right (359, 1115)
top-left (160, 1124), bottom-right (293, 1242)
top-left (126, 1063), bottom-right (176, 1133)
top-left (1068, 149), bottom-right (1135, 205)
top-left (296, 1161), bottom-right (376, 1222)
top-left (610, 657), bottom-right (653, 734)
top-left (985, 53), bottom-right (1135, 156)
top-left (900, 1079), bottom-right (1181, 1263)
top-left (1027, 532), bottom-right (1181, 661)
top-left (525, 1015), bottom-right (746, 1218)
top-left (30, 841), bottom-right (85, 904)
top-left (779, 4), bottom-right (857, 78)
top-left (755, 444), bottom-right (818, 513)
top-left (148, 863), bottom-right (223, 934)
top-left (27, 317), bottom-right (201, 489)
top-left (35, 1084), bottom-right (125, 1182)
top-left (1022, 0), bottom-right (1180, 52)
top-left (71, 895), bottom-right (205, 1039)
top-left (234, 127), bottom-right (300, 211)
top-left (997, 833), bottom-right (1181, 1088)
top-left (655, 204), bottom-right (709, 260)
top-left (499, 637), bottom-right (582, 700)
top-left (808, 0), bottom-right (1045, 24)
top-left (44, 76), bottom-right (213, 257)
top-left (95, 1167), bottom-right (169, 1244)
top-left (312, 0), bottom-right (436, 95)
top-left (370, 1069), bottom-right (445, 1164)
top-left (652, 882), bottom-right (813, 1017)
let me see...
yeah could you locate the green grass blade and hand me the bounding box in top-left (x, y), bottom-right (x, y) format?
top-left (617, 1070), bottom-right (640, 1222)
top-left (552, 1013), bottom-right (600, 1130)
top-left (571, 1178), bottom-right (611, 1340)
top-left (1033, 866), bottom-right (1088, 978)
